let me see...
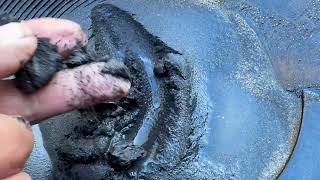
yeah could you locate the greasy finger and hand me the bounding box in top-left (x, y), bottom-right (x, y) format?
top-left (27, 62), bottom-right (131, 124)
top-left (0, 114), bottom-right (33, 179)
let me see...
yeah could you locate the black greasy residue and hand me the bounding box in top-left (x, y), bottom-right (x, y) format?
top-left (47, 3), bottom-right (194, 180)
top-left (15, 38), bottom-right (62, 94)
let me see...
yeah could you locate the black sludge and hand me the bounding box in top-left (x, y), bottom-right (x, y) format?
top-left (42, 3), bottom-right (193, 180)
top-left (15, 38), bottom-right (62, 94)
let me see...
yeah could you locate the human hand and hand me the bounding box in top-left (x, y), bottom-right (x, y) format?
top-left (0, 18), bottom-right (130, 179)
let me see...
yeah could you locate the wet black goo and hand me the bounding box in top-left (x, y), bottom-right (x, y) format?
top-left (40, 3), bottom-right (194, 179)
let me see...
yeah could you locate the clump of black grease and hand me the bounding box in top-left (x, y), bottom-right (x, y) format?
top-left (15, 38), bottom-right (63, 93)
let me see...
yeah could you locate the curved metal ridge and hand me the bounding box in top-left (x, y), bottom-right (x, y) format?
top-left (4, 0), bottom-right (19, 13)
top-left (54, 0), bottom-right (79, 18)
top-left (0, 0), bottom-right (12, 12)
top-left (277, 92), bottom-right (305, 179)
top-left (25, 0), bottom-right (47, 19)
top-left (40, 0), bottom-right (66, 18)
top-left (16, 0), bottom-right (35, 19)
top-left (13, 0), bottom-right (29, 17)
top-left (37, 0), bottom-right (59, 18)
top-left (30, 0), bottom-right (52, 18)
top-left (0, 1), bottom-right (7, 11)
top-left (280, 89), bottom-right (320, 179)
top-left (0, 0), bottom-right (105, 20)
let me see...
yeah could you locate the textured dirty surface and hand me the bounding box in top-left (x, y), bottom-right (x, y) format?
top-left (39, 2), bottom-right (301, 179)
top-left (0, 0), bottom-right (318, 179)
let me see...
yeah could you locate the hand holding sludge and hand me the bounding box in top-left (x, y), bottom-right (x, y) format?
top-left (0, 18), bottom-right (131, 179)
top-left (0, 18), bottom-right (131, 123)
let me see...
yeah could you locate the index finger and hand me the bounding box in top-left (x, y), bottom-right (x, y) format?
top-left (21, 18), bottom-right (88, 57)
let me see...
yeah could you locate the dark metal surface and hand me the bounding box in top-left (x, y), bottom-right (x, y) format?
top-left (0, 0), bottom-right (318, 179)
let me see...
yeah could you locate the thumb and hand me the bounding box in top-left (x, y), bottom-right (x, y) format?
top-left (0, 114), bottom-right (33, 179)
